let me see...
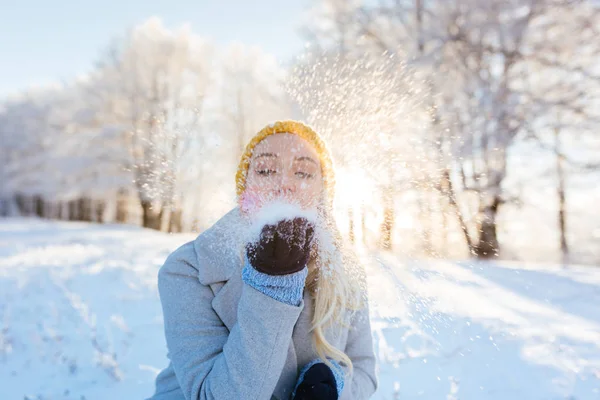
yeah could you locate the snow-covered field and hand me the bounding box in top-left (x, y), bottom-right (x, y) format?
top-left (1, 218), bottom-right (599, 399)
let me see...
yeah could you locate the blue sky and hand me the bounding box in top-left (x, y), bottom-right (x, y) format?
top-left (0, 0), bottom-right (308, 96)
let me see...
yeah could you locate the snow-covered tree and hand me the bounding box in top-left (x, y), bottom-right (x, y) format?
top-left (90, 18), bottom-right (216, 230)
top-left (0, 18), bottom-right (292, 233)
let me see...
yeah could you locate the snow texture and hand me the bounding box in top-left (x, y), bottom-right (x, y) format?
top-left (1, 218), bottom-right (600, 399)
top-left (245, 199), bottom-right (318, 243)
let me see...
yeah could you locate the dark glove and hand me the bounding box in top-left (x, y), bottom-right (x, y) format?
top-left (246, 217), bottom-right (315, 275)
top-left (293, 363), bottom-right (339, 400)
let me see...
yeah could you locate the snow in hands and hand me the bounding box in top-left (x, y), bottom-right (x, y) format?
top-left (246, 199), bottom-right (318, 243)
top-left (243, 199), bottom-right (346, 277)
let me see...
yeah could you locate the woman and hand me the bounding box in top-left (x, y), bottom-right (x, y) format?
top-left (150, 120), bottom-right (378, 400)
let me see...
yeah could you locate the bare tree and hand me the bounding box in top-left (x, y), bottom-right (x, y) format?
top-left (518, 1), bottom-right (600, 260)
top-left (304, 0), bottom-right (600, 259)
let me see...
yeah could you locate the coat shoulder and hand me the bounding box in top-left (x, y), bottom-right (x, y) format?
top-left (158, 241), bottom-right (200, 278)
top-left (160, 208), bottom-right (246, 286)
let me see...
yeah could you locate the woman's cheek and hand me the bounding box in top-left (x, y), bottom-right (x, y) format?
top-left (240, 182), bottom-right (277, 214)
top-left (299, 182), bottom-right (322, 208)
top-left (240, 180), bottom-right (272, 213)
top-left (239, 189), bottom-right (260, 214)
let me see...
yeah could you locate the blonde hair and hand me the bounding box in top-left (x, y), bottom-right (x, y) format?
top-left (236, 120), bottom-right (365, 374)
top-left (305, 207), bottom-right (365, 376)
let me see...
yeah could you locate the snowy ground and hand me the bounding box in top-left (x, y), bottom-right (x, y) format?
top-left (1, 218), bottom-right (599, 399)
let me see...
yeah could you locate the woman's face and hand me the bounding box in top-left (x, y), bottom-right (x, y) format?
top-left (243, 133), bottom-right (324, 211)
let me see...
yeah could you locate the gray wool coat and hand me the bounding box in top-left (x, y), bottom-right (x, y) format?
top-left (149, 208), bottom-right (378, 400)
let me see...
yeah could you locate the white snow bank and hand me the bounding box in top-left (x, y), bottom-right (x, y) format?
top-left (1, 217), bottom-right (599, 399)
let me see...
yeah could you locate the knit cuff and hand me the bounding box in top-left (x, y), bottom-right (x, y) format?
top-left (293, 358), bottom-right (345, 397)
top-left (241, 257), bottom-right (307, 306)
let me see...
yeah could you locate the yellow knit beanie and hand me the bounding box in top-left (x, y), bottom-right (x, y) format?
top-left (235, 120), bottom-right (335, 200)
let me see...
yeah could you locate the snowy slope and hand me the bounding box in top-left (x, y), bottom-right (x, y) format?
top-left (1, 218), bottom-right (599, 399)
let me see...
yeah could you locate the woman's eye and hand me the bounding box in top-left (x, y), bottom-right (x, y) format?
top-left (295, 171), bottom-right (314, 179)
top-left (257, 169), bottom-right (277, 176)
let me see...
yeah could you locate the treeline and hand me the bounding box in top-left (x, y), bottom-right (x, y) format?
top-left (1, 2), bottom-right (600, 264)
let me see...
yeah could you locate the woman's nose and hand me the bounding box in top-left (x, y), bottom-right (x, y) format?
top-left (279, 173), bottom-right (296, 195)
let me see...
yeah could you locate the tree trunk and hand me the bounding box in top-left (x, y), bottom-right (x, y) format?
top-left (33, 196), bottom-right (44, 218)
top-left (79, 197), bottom-right (92, 222)
top-left (156, 207), bottom-right (165, 230)
top-left (554, 125), bottom-right (569, 258)
top-left (62, 201), bottom-right (70, 220)
top-left (44, 200), bottom-right (53, 219)
top-left (141, 200), bottom-right (163, 230)
top-left (168, 208), bottom-right (183, 233)
top-left (15, 194), bottom-right (27, 216)
top-left (380, 190), bottom-right (394, 250)
top-left (115, 189), bottom-right (128, 223)
top-left (141, 200), bottom-right (152, 228)
top-left (95, 200), bottom-right (106, 224)
top-left (68, 200), bottom-right (76, 220)
top-left (440, 168), bottom-right (473, 255)
top-left (68, 200), bottom-right (80, 221)
top-left (78, 198), bottom-right (86, 221)
top-left (475, 195), bottom-right (500, 258)
top-left (57, 201), bottom-right (66, 220)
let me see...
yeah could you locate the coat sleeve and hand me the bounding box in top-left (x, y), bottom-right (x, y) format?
top-left (341, 302), bottom-right (378, 399)
top-left (158, 243), bottom-right (303, 400)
